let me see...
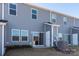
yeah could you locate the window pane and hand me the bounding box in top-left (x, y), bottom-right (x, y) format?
top-left (12, 36), bottom-right (19, 41)
top-left (21, 30), bottom-right (28, 41)
top-left (63, 35), bottom-right (68, 43)
top-left (32, 9), bottom-right (37, 14)
top-left (34, 36), bottom-right (39, 41)
top-left (33, 36), bottom-right (39, 45)
top-left (10, 4), bottom-right (16, 9)
top-left (32, 32), bottom-right (39, 36)
top-left (52, 19), bottom-right (56, 23)
top-left (21, 30), bottom-right (28, 36)
top-left (10, 9), bottom-right (16, 15)
top-left (22, 36), bottom-right (27, 41)
top-left (32, 14), bottom-right (37, 19)
top-left (52, 14), bottom-right (56, 19)
top-left (11, 29), bottom-right (20, 36)
top-left (68, 35), bottom-right (71, 44)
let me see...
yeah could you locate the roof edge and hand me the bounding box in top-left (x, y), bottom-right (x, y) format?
top-left (25, 3), bottom-right (79, 19)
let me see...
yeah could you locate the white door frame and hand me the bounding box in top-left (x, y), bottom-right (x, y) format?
top-left (0, 22), bottom-right (6, 56)
top-left (51, 24), bottom-right (60, 47)
top-left (32, 32), bottom-right (44, 48)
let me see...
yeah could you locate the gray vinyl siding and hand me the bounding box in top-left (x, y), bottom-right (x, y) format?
top-left (0, 3), bottom-right (2, 19)
top-left (51, 13), bottom-right (75, 34)
top-left (2, 3), bottom-right (79, 46)
top-left (58, 17), bottom-right (74, 34)
top-left (4, 3), bottom-right (50, 46)
top-left (74, 19), bottom-right (79, 27)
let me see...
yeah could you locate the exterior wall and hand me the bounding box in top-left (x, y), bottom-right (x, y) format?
top-left (0, 3), bottom-right (2, 55)
top-left (4, 3), bottom-right (50, 46)
top-left (74, 19), bottom-right (79, 27)
top-left (2, 3), bottom-right (79, 46)
top-left (0, 3), bottom-right (2, 19)
top-left (0, 3), bottom-right (78, 56)
top-left (51, 12), bottom-right (75, 34)
top-left (50, 12), bottom-right (76, 44)
top-left (58, 17), bottom-right (74, 34)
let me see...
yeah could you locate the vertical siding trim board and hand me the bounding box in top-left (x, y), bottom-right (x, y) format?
top-left (51, 25), bottom-right (53, 47)
top-left (2, 3), bottom-right (4, 19)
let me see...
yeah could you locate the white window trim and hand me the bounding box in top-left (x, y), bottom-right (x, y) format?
top-left (8, 3), bottom-right (17, 16)
top-left (20, 30), bottom-right (29, 42)
top-left (31, 8), bottom-right (38, 20)
top-left (11, 29), bottom-right (20, 42)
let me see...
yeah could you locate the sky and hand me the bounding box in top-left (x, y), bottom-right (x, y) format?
top-left (33, 3), bottom-right (79, 18)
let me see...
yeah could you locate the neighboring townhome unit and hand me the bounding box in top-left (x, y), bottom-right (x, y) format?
top-left (0, 3), bottom-right (79, 56)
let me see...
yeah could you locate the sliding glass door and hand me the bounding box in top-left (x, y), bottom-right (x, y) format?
top-left (32, 32), bottom-right (44, 46)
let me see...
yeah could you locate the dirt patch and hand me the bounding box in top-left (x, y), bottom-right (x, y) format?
top-left (5, 46), bottom-right (79, 56)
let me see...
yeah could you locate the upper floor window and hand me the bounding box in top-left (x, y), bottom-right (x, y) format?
top-left (51, 14), bottom-right (57, 23)
top-left (63, 17), bottom-right (67, 24)
top-left (32, 9), bottom-right (38, 19)
top-left (9, 3), bottom-right (16, 15)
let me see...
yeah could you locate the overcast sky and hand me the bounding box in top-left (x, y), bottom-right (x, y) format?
top-left (33, 3), bottom-right (79, 17)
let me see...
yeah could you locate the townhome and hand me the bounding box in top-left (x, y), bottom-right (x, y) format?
top-left (0, 3), bottom-right (79, 56)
